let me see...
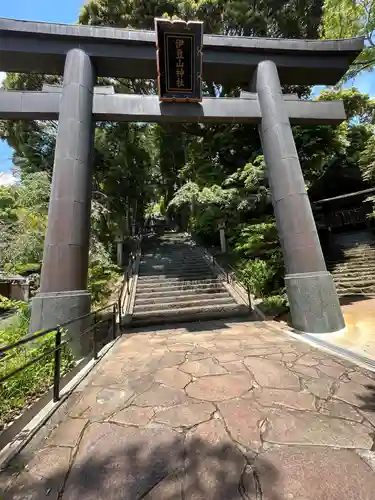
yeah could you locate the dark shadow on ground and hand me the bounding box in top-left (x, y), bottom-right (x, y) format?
top-left (123, 316), bottom-right (258, 336)
top-left (2, 435), bottom-right (279, 500)
top-left (357, 383), bottom-right (375, 413)
top-left (339, 294), bottom-right (375, 306)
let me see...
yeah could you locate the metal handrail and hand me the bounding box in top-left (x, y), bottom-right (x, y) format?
top-left (0, 236), bottom-right (144, 403)
top-left (0, 301), bottom-right (115, 355)
top-left (0, 299), bottom-right (119, 400)
top-left (118, 232), bottom-right (142, 315)
top-left (192, 239), bottom-right (253, 311)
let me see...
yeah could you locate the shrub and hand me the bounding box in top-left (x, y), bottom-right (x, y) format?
top-left (0, 311), bottom-right (74, 428)
top-left (0, 295), bottom-right (23, 313)
top-left (259, 294), bottom-right (289, 317)
top-left (13, 262), bottom-right (41, 276)
top-left (237, 259), bottom-right (273, 298)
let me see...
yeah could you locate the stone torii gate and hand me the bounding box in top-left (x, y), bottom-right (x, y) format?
top-left (0, 18), bottom-right (363, 348)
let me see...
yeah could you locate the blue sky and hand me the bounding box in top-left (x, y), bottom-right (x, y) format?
top-left (0, 1), bottom-right (83, 183)
top-left (0, 1), bottom-right (374, 184)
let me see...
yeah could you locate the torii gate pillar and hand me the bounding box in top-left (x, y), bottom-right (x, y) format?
top-left (30, 49), bottom-right (95, 354)
top-left (255, 60), bottom-right (344, 333)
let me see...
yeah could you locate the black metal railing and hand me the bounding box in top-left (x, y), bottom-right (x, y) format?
top-left (225, 264), bottom-right (253, 310)
top-left (119, 233), bottom-right (142, 316)
top-left (0, 300), bottom-right (119, 403)
top-left (198, 246), bottom-right (253, 311)
top-left (0, 236), bottom-right (142, 406)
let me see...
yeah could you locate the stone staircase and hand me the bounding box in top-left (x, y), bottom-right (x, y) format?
top-left (327, 243), bottom-right (375, 296)
top-left (131, 233), bottom-right (249, 326)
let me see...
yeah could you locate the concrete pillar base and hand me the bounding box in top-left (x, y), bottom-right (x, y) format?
top-left (29, 290), bottom-right (91, 358)
top-left (285, 271), bottom-right (345, 333)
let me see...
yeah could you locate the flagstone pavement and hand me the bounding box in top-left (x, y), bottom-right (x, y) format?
top-left (2, 319), bottom-right (375, 499)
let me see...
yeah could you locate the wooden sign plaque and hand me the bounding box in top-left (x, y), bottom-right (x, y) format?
top-left (155, 18), bottom-right (203, 102)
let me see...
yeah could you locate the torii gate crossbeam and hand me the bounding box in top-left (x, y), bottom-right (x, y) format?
top-left (0, 90), bottom-right (346, 124)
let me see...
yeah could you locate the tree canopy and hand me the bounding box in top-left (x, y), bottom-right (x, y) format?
top-left (321, 0), bottom-right (375, 78)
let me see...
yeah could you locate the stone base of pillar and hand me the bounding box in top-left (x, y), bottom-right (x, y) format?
top-left (285, 271), bottom-right (345, 333)
top-left (29, 290), bottom-right (91, 358)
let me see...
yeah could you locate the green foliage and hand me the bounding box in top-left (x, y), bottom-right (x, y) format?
top-left (0, 172), bottom-right (121, 304)
top-left (231, 219), bottom-right (285, 297)
top-left (238, 259), bottom-right (273, 298)
top-left (232, 219), bottom-right (279, 257)
top-left (360, 133), bottom-right (375, 182)
top-left (321, 0), bottom-right (375, 78)
top-left (80, 0), bottom-right (323, 39)
top-left (88, 238), bottom-right (121, 305)
top-left (12, 262), bottom-right (41, 276)
top-left (318, 88), bottom-right (375, 124)
top-left (189, 210), bottom-right (221, 243)
top-left (0, 295), bottom-right (23, 313)
top-left (259, 294), bottom-right (289, 316)
top-left (0, 311), bottom-right (74, 427)
top-left (0, 172), bottom-right (49, 270)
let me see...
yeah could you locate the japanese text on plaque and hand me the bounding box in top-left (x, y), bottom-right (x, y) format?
top-left (175, 38), bottom-right (185, 88)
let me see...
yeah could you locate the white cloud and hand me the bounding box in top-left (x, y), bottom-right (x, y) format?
top-left (0, 72), bottom-right (5, 87)
top-left (0, 172), bottom-right (16, 186)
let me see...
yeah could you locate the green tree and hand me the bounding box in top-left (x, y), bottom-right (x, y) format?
top-left (0, 173), bottom-right (49, 270)
top-left (321, 0), bottom-right (375, 77)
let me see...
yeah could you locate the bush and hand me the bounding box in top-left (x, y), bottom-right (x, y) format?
top-left (238, 259), bottom-right (272, 298)
top-left (13, 262), bottom-right (41, 276)
top-left (0, 311), bottom-right (74, 428)
top-left (259, 294), bottom-right (289, 317)
top-left (89, 237), bottom-right (122, 305)
top-left (189, 212), bottom-right (220, 246)
top-left (232, 219), bottom-right (279, 258)
top-left (0, 295), bottom-right (23, 313)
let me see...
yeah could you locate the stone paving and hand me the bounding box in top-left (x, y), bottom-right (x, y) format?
top-left (2, 319), bottom-right (375, 499)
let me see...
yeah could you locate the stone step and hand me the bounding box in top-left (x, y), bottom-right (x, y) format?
top-left (139, 262), bottom-right (207, 270)
top-left (131, 303), bottom-right (249, 326)
top-left (135, 290), bottom-right (230, 306)
top-left (331, 275), bottom-right (375, 283)
top-left (139, 264), bottom-right (212, 277)
top-left (139, 267), bottom-right (213, 276)
top-left (134, 296), bottom-right (235, 312)
top-left (341, 254), bottom-right (375, 260)
top-left (330, 265), bottom-right (375, 273)
top-left (138, 274), bottom-right (215, 284)
top-left (340, 247), bottom-right (375, 255)
top-left (336, 289), bottom-right (375, 297)
top-left (328, 262), bottom-right (375, 271)
top-left (336, 284), bottom-right (375, 294)
top-left (332, 275), bottom-right (375, 284)
top-left (330, 267), bottom-right (375, 276)
top-left (136, 286), bottom-right (227, 300)
top-left (329, 254), bottom-right (375, 264)
top-left (338, 290), bottom-right (375, 297)
top-left (334, 278), bottom-right (375, 288)
top-left (139, 259), bottom-right (207, 269)
top-left (335, 279), bottom-right (375, 288)
top-left (136, 281), bottom-right (224, 294)
top-left (331, 271), bottom-right (375, 280)
top-left (328, 254), bottom-right (375, 262)
top-left (140, 255), bottom-right (205, 262)
top-left (137, 277), bottom-right (219, 288)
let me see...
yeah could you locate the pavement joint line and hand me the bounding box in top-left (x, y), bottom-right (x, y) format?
top-left (0, 333), bottom-right (122, 471)
top-left (265, 321), bottom-right (375, 373)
